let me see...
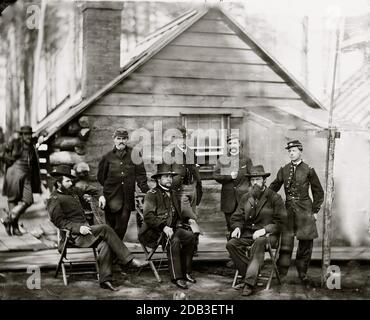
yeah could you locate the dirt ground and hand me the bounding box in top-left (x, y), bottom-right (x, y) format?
top-left (0, 260), bottom-right (369, 300)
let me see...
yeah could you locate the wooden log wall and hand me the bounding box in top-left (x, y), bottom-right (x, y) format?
top-left (48, 116), bottom-right (91, 174)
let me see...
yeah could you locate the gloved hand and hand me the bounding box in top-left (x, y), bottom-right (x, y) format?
top-left (252, 228), bottom-right (266, 240)
top-left (313, 213), bottom-right (318, 221)
top-left (163, 226), bottom-right (174, 239)
top-left (231, 227), bottom-right (241, 239)
top-left (99, 195), bottom-right (106, 209)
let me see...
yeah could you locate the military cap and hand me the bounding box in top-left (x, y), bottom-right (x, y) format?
top-left (113, 128), bottom-right (129, 138)
top-left (285, 140), bottom-right (303, 150)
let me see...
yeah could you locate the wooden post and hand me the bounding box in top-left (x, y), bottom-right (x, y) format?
top-left (321, 18), bottom-right (343, 287)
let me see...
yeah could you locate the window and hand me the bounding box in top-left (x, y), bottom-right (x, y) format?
top-left (182, 114), bottom-right (230, 172)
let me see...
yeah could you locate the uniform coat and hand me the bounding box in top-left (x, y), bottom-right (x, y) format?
top-left (47, 186), bottom-right (102, 248)
top-left (213, 154), bottom-right (253, 214)
top-left (139, 185), bottom-right (197, 248)
top-left (269, 161), bottom-right (324, 240)
top-left (47, 187), bottom-right (134, 284)
top-left (97, 146), bottom-right (149, 212)
top-left (140, 185), bottom-right (197, 281)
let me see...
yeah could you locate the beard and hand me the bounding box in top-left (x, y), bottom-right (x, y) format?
top-left (60, 185), bottom-right (73, 194)
top-left (116, 143), bottom-right (126, 150)
top-left (251, 183), bottom-right (265, 199)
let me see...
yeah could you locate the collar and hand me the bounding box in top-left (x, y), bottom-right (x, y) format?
top-left (291, 159), bottom-right (302, 166)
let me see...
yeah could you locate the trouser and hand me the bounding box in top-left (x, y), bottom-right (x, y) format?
top-left (226, 235), bottom-right (277, 287)
top-left (223, 212), bottom-right (233, 234)
top-left (105, 206), bottom-right (131, 240)
top-left (165, 227), bottom-right (196, 281)
top-left (7, 178), bottom-right (34, 232)
top-left (89, 224), bottom-right (134, 283)
top-left (277, 232), bottom-right (313, 279)
top-left (177, 184), bottom-right (199, 252)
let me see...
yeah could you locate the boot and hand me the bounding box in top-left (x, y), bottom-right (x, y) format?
top-left (9, 201), bottom-right (28, 236)
top-left (11, 217), bottom-right (23, 236)
top-left (0, 212), bottom-right (12, 236)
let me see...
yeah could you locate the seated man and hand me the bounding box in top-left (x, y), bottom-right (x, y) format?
top-left (47, 165), bottom-right (148, 291)
top-left (139, 163), bottom-right (198, 290)
top-left (226, 165), bottom-right (286, 296)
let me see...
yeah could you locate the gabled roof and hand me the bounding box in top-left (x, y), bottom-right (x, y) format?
top-left (35, 5), bottom-right (329, 141)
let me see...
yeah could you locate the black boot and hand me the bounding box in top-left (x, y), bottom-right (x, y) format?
top-left (0, 214), bottom-right (12, 236)
top-left (11, 218), bottom-right (22, 236)
top-left (9, 201), bottom-right (28, 236)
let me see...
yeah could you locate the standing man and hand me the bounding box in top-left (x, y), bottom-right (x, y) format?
top-left (269, 140), bottom-right (324, 286)
top-left (97, 128), bottom-right (149, 240)
top-left (139, 164), bottom-right (198, 290)
top-left (1, 126), bottom-right (41, 236)
top-left (226, 165), bottom-right (286, 296)
top-left (213, 133), bottom-right (253, 235)
top-left (164, 126), bottom-right (203, 254)
top-left (47, 165), bottom-right (148, 291)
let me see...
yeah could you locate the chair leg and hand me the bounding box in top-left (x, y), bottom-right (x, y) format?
top-left (266, 242), bottom-right (281, 290)
top-left (61, 263), bottom-right (68, 286)
top-left (55, 237), bottom-right (69, 278)
top-left (139, 243), bottom-right (162, 282)
top-left (232, 270), bottom-right (239, 288)
top-left (149, 261), bottom-right (162, 283)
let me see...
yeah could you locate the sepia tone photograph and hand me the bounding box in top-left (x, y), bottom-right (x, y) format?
top-left (0, 0), bottom-right (369, 303)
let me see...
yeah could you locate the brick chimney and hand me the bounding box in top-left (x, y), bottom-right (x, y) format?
top-left (81, 1), bottom-right (122, 99)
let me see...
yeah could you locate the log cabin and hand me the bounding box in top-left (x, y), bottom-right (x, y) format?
top-left (33, 3), bottom-right (370, 258)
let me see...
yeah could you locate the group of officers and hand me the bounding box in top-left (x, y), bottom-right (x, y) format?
top-left (0, 125), bottom-right (324, 296)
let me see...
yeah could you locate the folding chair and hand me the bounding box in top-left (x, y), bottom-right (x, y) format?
top-left (231, 233), bottom-right (282, 290)
top-left (54, 228), bottom-right (100, 286)
top-left (135, 193), bottom-right (166, 283)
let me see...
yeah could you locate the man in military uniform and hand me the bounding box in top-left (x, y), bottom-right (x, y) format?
top-left (1, 126), bottom-right (41, 236)
top-left (97, 128), bottom-right (149, 240)
top-left (164, 126), bottom-right (203, 254)
top-left (226, 165), bottom-right (286, 296)
top-left (47, 165), bottom-right (148, 291)
top-left (139, 164), bottom-right (198, 290)
top-left (213, 133), bottom-right (253, 235)
top-left (269, 140), bottom-right (324, 286)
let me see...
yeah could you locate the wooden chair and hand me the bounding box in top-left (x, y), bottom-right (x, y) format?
top-left (135, 193), bottom-right (166, 283)
top-left (231, 233), bottom-right (282, 290)
top-left (54, 228), bottom-right (100, 286)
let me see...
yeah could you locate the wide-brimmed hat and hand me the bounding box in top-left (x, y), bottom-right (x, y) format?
top-left (18, 125), bottom-right (34, 134)
top-left (245, 165), bottom-right (270, 178)
top-left (151, 163), bottom-right (179, 179)
top-left (285, 139), bottom-right (303, 150)
top-left (113, 128), bottom-right (129, 138)
top-left (50, 165), bottom-right (76, 179)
